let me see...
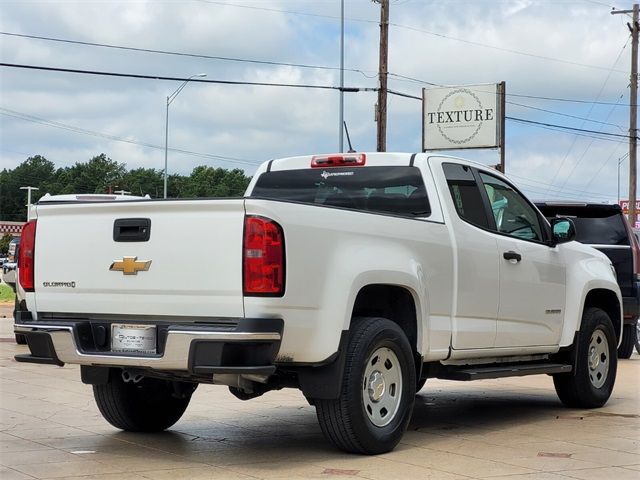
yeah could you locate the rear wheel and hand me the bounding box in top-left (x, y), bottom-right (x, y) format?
top-left (93, 372), bottom-right (196, 432)
top-left (13, 298), bottom-right (25, 344)
top-left (314, 317), bottom-right (416, 454)
top-left (618, 320), bottom-right (637, 359)
top-left (553, 307), bottom-right (617, 408)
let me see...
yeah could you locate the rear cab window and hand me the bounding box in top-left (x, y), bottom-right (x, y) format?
top-left (250, 166), bottom-right (431, 218)
top-left (442, 163), bottom-right (491, 228)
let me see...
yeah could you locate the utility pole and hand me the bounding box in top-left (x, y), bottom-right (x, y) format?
top-left (374, 0), bottom-right (389, 152)
top-left (20, 186), bottom-right (39, 221)
top-left (498, 81), bottom-right (506, 173)
top-left (612, 4), bottom-right (639, 227)
top-left (339, 0), bottom-right (345, 152)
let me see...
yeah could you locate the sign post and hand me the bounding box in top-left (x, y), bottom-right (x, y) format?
top-left (422, 83), bottom-right (505, 169)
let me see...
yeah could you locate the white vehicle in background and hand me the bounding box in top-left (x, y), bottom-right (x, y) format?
top-left (15, 153), bottom-right (622, 454)
top-left (3, 237), bottom-right (20, 288)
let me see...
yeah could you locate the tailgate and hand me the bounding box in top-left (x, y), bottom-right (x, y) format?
top-left (33, 199), bottom-right (246, 319)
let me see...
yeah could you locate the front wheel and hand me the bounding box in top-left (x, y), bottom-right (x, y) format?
top-left (553, 307), bottom-right (617, 408)
top-left (93, 372), bottom-right (196, 432)
top-left (314, 317), bottom-right (416, 454)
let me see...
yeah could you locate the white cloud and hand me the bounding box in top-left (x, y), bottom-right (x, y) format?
top-left (0, 0), bottom-right (634, 202)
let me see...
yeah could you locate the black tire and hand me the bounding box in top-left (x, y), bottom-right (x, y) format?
top-left (553, 307), bottom-right (617, 408)
top-left (314, 317), bottom-right (416, 454)
top-left (618, 322), bottom-right (637, 359)
top-left (93, 373), bottom-right (195, 432)
top-left (13, 298), bottom-right (25, 344)
top-left (416, 377), bottom-right (427, 393)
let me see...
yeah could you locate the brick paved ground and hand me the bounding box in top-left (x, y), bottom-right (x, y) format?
top-left (1, 303), bottom-right (638, 480)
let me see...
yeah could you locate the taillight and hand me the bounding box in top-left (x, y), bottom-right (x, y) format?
top-left (243, 216), bottom-right (285, 296)
top-left (311, 153), bottom-right (366, 168)
top-left (19, 220), bottom-right (37, 292)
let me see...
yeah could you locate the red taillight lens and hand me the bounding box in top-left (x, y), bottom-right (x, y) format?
top-left (311, 153), bottom-right (366, 168)
top-left (243, 216), bottom-right (285, 296)
top-left (19, 220), bottom-right (37, 292)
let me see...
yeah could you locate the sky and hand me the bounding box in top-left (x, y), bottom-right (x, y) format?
top-left (0, 0), bottom-right (637, 203)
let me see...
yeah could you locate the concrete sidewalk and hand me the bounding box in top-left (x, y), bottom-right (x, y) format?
top-left (1, 308), bottom-right (638, 480)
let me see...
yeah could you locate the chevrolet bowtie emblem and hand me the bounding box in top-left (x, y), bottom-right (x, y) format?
top-left (110, 256), bottom-right (152, 275)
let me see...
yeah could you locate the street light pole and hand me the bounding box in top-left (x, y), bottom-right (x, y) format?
top-left (618, 156), bottom-right (624, 203)
top-left (163, 73), bottom-right (207, 199)
top-left (20, 186), bottom-right (39, 221)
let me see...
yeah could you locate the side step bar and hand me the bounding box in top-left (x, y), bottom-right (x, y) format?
top-left (436, 363), bottom-right (572, 381)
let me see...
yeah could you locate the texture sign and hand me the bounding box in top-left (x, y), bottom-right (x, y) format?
top-left (423, 84), bottom-right (502, 151)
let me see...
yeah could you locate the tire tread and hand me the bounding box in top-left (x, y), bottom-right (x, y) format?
top-left (314, 317), bottom-right (415, 454)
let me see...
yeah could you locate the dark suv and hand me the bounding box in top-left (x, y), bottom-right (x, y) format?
top-left (536, 202), bottom-right (640, 358)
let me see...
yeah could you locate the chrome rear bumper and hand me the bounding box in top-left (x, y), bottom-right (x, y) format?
top-left (14, 319), bottom-right (282, 373)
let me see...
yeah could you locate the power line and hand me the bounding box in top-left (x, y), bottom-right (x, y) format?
top-left (388, 72), bottom-right (633, 106)
top-left (0, 107), bottom-right (263, 167)
top-left (194, 0), bottom-right (628, 74)
top-left (2, 31), bottom-right (633, 108)
top-left (507, 172), bottom-right (617, 199)
top-left (3, 62), bottom-right (633, 151)
top-left (546, 36), bottom-right (630, 191)
top-left (388, 22), bottom-right (627, 74)
top-left (0, 62), bottom-right (352, 91)
top-left (506, 116), bottom-right (634, 139)
top-left (0, 31), bottom-right (375, 77)
top-left (506, 99), bottom-right (625, 129)
top-left (385, 89), bottom-right (634, 140)
top-left (583, 149), bottom-right (629, 191)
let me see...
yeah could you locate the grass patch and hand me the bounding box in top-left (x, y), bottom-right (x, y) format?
top-left (0, 283), bottom-right (16, 303)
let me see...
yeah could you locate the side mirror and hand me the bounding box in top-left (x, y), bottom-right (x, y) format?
top-left (551, 217), bottom-right (576, 245)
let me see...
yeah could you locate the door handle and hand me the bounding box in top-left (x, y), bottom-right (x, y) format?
top-left (113, 218), bottom-right (151, 242)
top-left (503, 251), bottom-right (522, 262)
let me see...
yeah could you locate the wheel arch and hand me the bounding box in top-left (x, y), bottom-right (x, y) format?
top-left (350, 284), bottom-right (421, 355)
top-left (298, 283), bottom-right (424, 401)
top-left (582, 288), bottom-right (623, 345)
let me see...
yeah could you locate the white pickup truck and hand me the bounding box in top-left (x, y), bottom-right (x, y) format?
top-left (15, 153), bottom-right (622, 454)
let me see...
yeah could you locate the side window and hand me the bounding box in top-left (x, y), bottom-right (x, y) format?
top-left (442, 163), bottom-right (490, 229)
top-left (479, 172), bottom-right (543, 242)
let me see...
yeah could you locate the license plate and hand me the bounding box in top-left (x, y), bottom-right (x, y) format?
top-left (111, 324), bottom-right (156, 354)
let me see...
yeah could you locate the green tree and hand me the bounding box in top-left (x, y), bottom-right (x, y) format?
top-left (183, 166), bottom-right (250, 198)
top-left (0, 155), bottom-right (55, 221)
top-left (0, 153), bottom-right (251, 222)
top-left (120, 168), bottom-right (164, 198)
top-left (0, 234), bottom-right (13, 255)
top-left (53, 154), bottom-right (126, 194)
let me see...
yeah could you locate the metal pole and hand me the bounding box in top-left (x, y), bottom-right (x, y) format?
top-left (630, 4), bottom-right (639, 227)
top-left (499, 81), bottom-right (506, 173)
top-left (375, 0), bottom-right (389, 152)
top-left (162, 73), bottom-right (206, 200)
top-left (618, 157), bottom-right (622, 204)
top-left (20, 186), bottom-right (39, 221)
top-left (612, 4), bottom-right (639, 227)
top-left (339, 0), bottom-right (345, 153)
top-left (163, 97), bottom-right (169, 199)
